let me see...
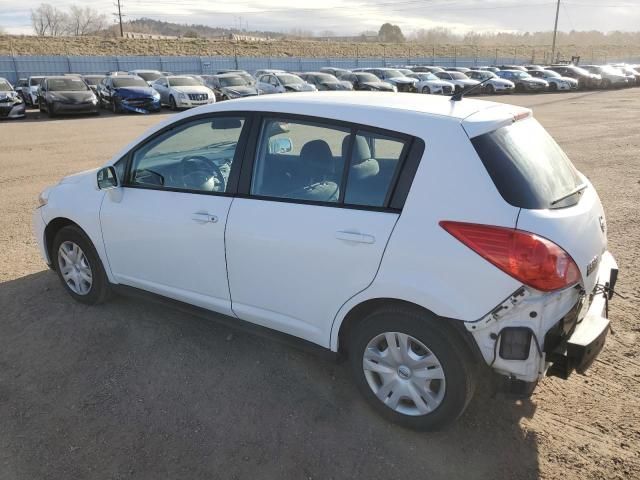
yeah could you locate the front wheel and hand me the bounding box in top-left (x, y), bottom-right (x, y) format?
top-left (52, 225), bottom-right (110, 305)
top-left (485, 84), bottom-right (495, 94)
top-left (421, 86), bottom-right (431, 94)
top-left (347, 307), bottom-right (476, 431)
top-left (169, 95), bottom-right (177, 111)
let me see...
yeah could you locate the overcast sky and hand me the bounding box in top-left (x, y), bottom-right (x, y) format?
top-left (1, 0), bottom-right (638, 35)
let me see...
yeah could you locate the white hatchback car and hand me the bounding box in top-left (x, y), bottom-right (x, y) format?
top-left (33, 92), bottom-right (618, 430)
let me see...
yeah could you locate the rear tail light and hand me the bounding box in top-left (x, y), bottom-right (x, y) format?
top-left (440, 221), bottom-right (581, 292)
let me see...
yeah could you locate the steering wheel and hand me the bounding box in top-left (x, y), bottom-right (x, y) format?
top-left (179, 155), bottom-right (225, 191)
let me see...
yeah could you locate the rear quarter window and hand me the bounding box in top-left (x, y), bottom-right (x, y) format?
top-left (471, 118), bottom-right (582, 209)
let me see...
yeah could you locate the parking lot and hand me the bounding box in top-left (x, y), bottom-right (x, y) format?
top-left (1, 89), bottom-right (639, 479)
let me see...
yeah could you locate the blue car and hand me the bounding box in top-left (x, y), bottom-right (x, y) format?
top-left (96, 75), bottom-right (161, 114)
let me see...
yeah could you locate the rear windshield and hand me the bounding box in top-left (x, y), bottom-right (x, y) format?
top-left (113, 77), bottom-right (147, 88)
top-left (136, 72), bottom-right (162, 81)
top-left (471, 118), bottom-right (582, 209)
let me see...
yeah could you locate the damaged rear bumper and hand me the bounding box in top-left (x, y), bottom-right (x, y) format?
top-left (466, 251), bottom-right (618, 390)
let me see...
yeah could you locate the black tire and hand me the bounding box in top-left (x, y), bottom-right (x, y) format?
top-left (347, 306), bottom-right (477, 431)
top-left (421, 86), bottom-right (431, 94)
top-left (111, 99), bottom-right (120, 114)
top-left (52, 225), bottom-right (110, 305)
top-left (485, 84), bottom-right (495, 95)
top-left (549, 82), bottom-right (557, 92)
top-left (38, 99), bottom-right (44, 113)
top-left (47, 103), bottom-right (55, 118)
top-left (169, 95), bottom-right (177, 111)
top-left (98, 95), bottom-right (104, 109)
top-left (515, 83), bottom-right (525, 93)
top-left (602, 79), bottom-right (612, 89)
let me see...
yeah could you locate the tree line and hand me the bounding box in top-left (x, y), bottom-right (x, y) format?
top-left (31, 3), bottom-right (108, 36)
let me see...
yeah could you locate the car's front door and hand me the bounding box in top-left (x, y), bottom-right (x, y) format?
top-left (225, 115), bottom-right (415, 346)
top-left (100, 114), bottom-right (250, 315)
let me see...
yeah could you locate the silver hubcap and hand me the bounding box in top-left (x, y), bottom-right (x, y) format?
top-left (57, 241), bottom-right (92, 295)
top-left (363, 332), bottom-right (446, 416)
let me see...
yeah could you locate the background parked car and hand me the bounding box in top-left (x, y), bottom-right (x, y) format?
top-left (26, 76), bottom-right (44, 106)
top-left (202, 73), bottom-right (260, 101)
top-left (477, 66), bottom-right (501, 73)
top-left (298, 72), bottom-right (353, 90)
top-left (495, 65), bottom-right (528, 72)
top-left (152, 76), bottom-right (215, 110)
top-left (127, 69), bottom-right (165, 86)
top-left (580, 65), bottom-right (629, 88)
top-left (546, 65), bottom-right (601, 89)
top-left (37, 76), bottom-right (99, 117)
top-left (406, 72), bottom-right (454, 94)
top-left (528, 69), bottom-right (578, 91)
top-left (13, 78), bottom-right (29, 103)
top-left (256, 72), bottom-right (317, 93)
top-left (97, 75), bottom-right (161, 114)
top-left (466, 70), bottom-right (515, 94)
top-left (614, 65), bottom-right (640, 86)
top-left (81, 75), bottom-right (106, 94)
top-left (446, 67), bottom-right (471, 73)
top-left (0, 77), bottom-right (26, 119)
top-left (496, 70), bottom-right (548, 92)
top-left (356, 68), bottom-right (417, 92)
top-left (339, 72), bottom-right (396, 92)
top-left (433, 70), bottom-right (479, 93)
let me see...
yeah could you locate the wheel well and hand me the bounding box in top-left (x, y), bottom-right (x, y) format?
top-left (337, 298), bottom-right (484, 363)
top-left (44, 218), bottom-right (81, 269)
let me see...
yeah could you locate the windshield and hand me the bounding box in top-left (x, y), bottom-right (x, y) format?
top-left (83, 76), bottom-right (104, 85)
top-left (314, 73), bottom-right (339, 83)
top-left (473, 71), bottom-right (493, 80)
top-left (543, 70), bottom-right (561, 78)
top-left (277, 74), bottom-right (304, 85)
top-left (0, 79), bottom-right (12, 91)
top-left (136, 72), bottom-right (162, 82)
top-left (48, 78), bottom-right (89, 91)
top-left (381, 69), bottom-right (404, 78)
top-left (29, 77), bottom-right (43, 86)
top-left (416, 73), bottom-right (438, 81)
top-left (572, 67), bottom-right (591, 76)
top-left (471, 118), bottom-right (582, 209)
top-left (219, 76), bottom-right (249, 87)
top-left (168, 77), bottom-right (201, 87)
top-left (113, 77), bottom-right (148, 88)
top-left (355, 73), bottom-right (380, 82)
top-left (448, 72), bottom-right (468, 80)
top-left (512, 71), bottom-right (531, 78)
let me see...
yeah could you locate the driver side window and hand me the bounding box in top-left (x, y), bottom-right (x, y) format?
top-left (128, 116), bottom-right (246, 194)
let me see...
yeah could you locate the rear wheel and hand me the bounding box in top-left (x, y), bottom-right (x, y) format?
top-left (52, 225), bottom-right (110, 305)
top-left (549, 82), bottom-right (558, 92)
top-left (347, 306), bottom-right (477, 430)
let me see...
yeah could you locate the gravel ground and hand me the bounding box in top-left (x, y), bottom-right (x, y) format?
top-left (0, 90), bottom-right (639, 480)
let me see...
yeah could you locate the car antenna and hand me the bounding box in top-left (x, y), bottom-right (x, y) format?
top-left (450, 77), bottom-right (493, 101)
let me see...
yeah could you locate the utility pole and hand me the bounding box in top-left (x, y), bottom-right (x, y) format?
top-left (114, 0), bottom-right (124, 37)
top-left (551, 0), bottom-right (560, 63)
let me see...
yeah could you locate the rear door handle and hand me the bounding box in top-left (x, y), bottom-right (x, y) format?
top-left (335, 230), bottom-right (375, 244)
top-left (192, 212), bottom-right (218, 224)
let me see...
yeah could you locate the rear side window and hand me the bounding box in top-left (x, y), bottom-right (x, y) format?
top-left (471, 118), bottom-right (582, 209)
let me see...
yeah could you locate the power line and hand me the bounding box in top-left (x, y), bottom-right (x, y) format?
top-left (551, 0), bottom-right (560, 62)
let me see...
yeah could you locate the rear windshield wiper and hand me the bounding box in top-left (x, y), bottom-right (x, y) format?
top-left (550, 183), bottom-right (588, 206)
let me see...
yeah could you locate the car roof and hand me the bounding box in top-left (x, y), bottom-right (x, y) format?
top-left (129, 69), bottom-right (161, 72)
top-left (112, 75), bottom-right (145, 80)
top-left (196, 91), bottom-right (527, 121)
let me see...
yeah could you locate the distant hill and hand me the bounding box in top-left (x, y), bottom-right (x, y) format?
top-left (115, 18), bottom-right (283, 40)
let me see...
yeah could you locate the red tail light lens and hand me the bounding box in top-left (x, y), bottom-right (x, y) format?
top-left (440, 221), bottom-right (581, 292)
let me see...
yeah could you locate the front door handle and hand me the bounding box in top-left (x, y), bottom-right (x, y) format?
top-left (192, 212), bottom-right (218, 224)
top-left (335, 230), bottom-right (375, 244)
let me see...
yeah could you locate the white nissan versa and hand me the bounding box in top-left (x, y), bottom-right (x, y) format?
top-left (33, 92), bottom-right (618, 430)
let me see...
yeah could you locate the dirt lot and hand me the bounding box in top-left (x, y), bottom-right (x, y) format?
top-left (2, 35), bottom-right (638, 61)
top-left (1, 90), bottom-right (639, 480)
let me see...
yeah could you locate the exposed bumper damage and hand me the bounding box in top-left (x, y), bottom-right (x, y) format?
top-left (467, 251), bottom-right (618, 391)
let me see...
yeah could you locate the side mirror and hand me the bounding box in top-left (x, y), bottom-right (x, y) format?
top-left (97, 166), bottom-right (119, 190)
top-left (268, 137), bottom-right (293, 154)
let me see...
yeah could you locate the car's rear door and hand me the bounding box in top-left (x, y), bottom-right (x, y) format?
top-left (225, 114), bottom-right (421, 347)
top-left (100, 114), bottom-right (251, 315)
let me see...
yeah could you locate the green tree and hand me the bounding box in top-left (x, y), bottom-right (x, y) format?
top-left (378, 23), bottom-right (405, 43)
